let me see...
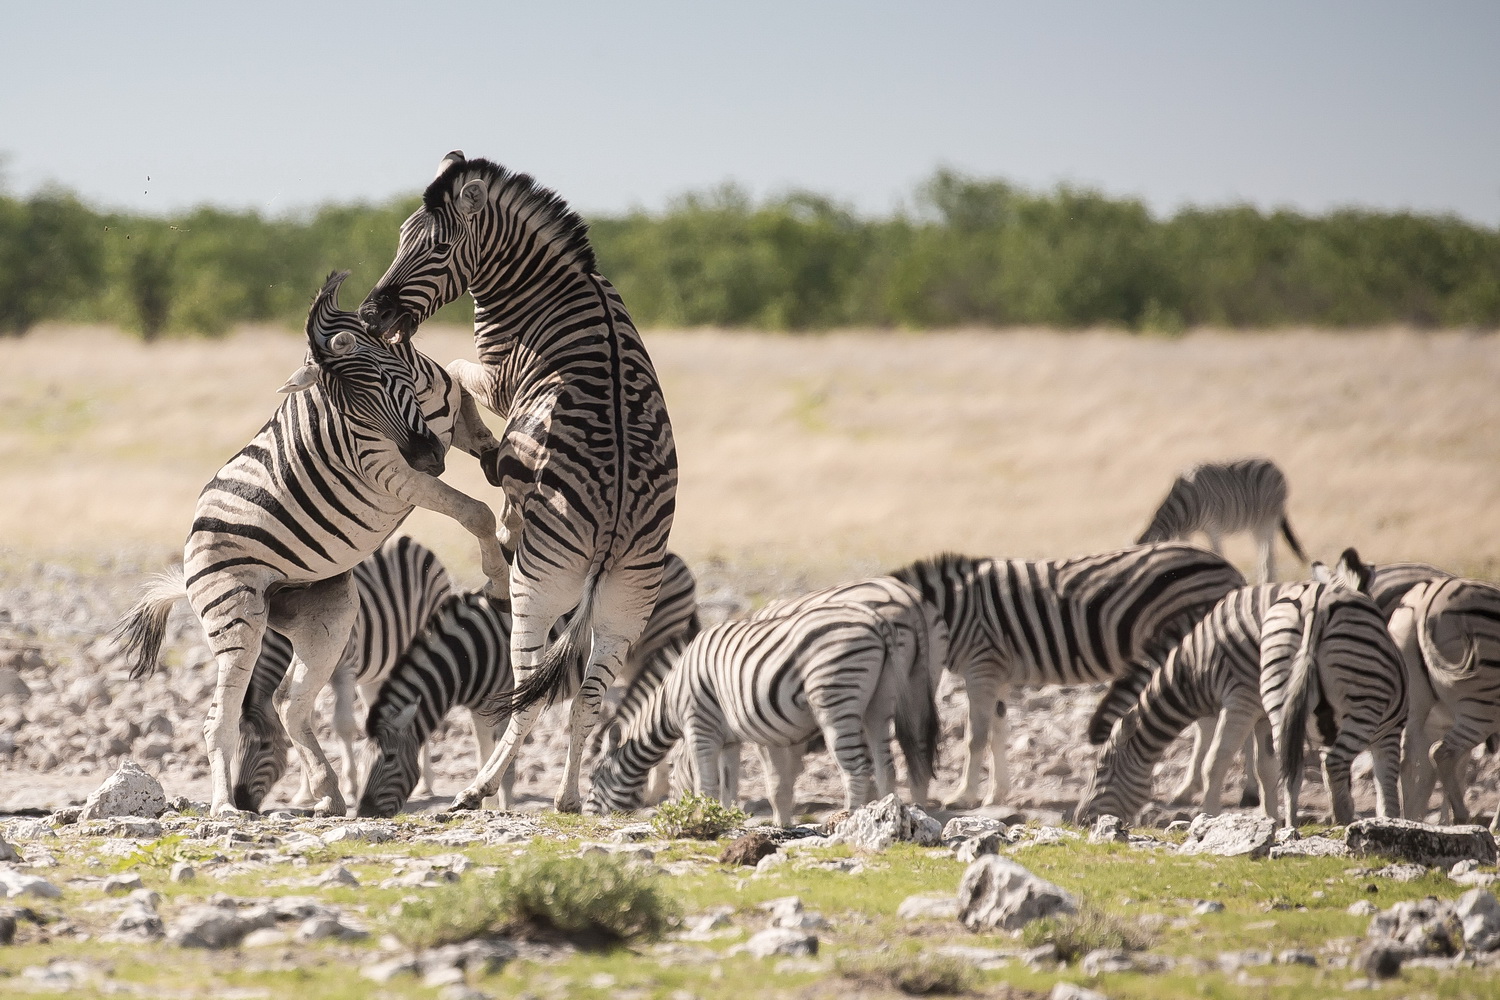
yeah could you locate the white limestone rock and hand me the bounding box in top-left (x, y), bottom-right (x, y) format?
top-left (829, 794), bottom-right (942, 851)
top-left (78, 760), bottom-right (166, 821)
top-left (957, 855), bottom-right (1077, 933)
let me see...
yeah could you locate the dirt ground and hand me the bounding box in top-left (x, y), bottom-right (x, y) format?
top-left (1, 324), bottom-right (1497, 818)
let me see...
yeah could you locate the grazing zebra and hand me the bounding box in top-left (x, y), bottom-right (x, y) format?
top-left (110, 272), bottom-right (509, 816)
top-left (1388, 577), bottom-right (1500, 827)
top-left (587, 580), bottom-right (947, 826)
top-left (890, 543), bottom-right (1245, 809)
top-left (360, 152), bottom-right (678, 814)
top-left (1327, 547), bottom-right (1453, 619)
top-left (357, 552), bottom-right (698, 818)
top-left (602, 575), bottom-right (947, 808)
top-left (1076, 582), bottom-right (1405, 827)
top-left (1137, 458), bottom-right (1306, 584)
top-left (233, 535), bottom-right (453, 811)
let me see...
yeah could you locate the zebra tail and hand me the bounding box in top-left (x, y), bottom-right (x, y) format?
top-left (1278, 597), bottom-right (1327, 790)
top-left (1416, 600), bottom-right (1478, 679)
top-left (1280, 517), bottom-right (1308, 563)
top-left (111, 566), bottom-right (188, 679)
top-left (891, 620), bottom-right (942, 796)
top-left (493, 572), bottom-right (599, 718)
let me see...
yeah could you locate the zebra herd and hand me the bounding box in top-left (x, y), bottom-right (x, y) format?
top-left (109, 152), bottom-right (1500, 831)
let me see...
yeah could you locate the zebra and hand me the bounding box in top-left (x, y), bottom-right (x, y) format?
top-left (1326, 547), bottom-right (1453, 619)
top-left (1076, 582), bottom-right (1406, 828)
top-left (889, 543), bottom-right (1245, 809)
top-left (110, 272), bottom-right (510, 816)
top-left (601, 575), bottom-right (947, 808)
top-left (587, 580), bottom-right (947, 826)
top-left (1137, 457), bottom-right (1307, 584)
top-left (356, 552), bottom-right (699, 818)
top-left (232, 535), bottom-right (453, 811)
top-left (1387, 577), bottom-right (1500, 827)
top-left (360, 152), bottom-right (678, 814)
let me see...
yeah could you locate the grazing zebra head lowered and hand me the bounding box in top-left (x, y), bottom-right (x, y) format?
top-left (283, 272), bottom-right (445, 476)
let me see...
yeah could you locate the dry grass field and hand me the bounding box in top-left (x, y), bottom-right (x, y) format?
top-left (0, 323), bottom-right (1496, 585)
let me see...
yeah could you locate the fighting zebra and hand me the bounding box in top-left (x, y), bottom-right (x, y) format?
top-left (890, 543), bottom-right (1245, 809)
top-left (356, 553), bottom-right (699, 818)
top-left (111, 272), bottom-right (509, 816)
top-left (1077, 582), bottom-right (1406, 828)
top-left (587, 580), bottom-right (946, 826)
top-left (1137, 457), bottom-right (1307, 584)
top-left (602, 575), bottom-right (948, 807)
top-left (234, 535), bottom-right (453, 811)
top-left (1388, 576), bottom-right (1500, 827)
top-left (360, 152), bottom-right (677, 814)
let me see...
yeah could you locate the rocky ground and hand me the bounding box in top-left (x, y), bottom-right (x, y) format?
top-left (9, 554), bottom-right (1497, 823)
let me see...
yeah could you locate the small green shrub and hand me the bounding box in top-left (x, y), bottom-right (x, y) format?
top-left (836, 951), bottom-right (976, 995)
top-left (110, 834), bottom-right (218, 872)
top-left (392, 852), bottom-right (677, 950)
top-left (651, 791), bottom-right (748, 840)
top-left (1020, 905), bottom-right (1157, 962)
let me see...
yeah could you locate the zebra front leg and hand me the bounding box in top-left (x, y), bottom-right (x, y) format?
top-left (759, 744), bottom-right (801, 827)
top-left (384, 468), bottom-right (509, 596)
top-left (1169, 717), bottom-right (1215, 805)
top-left (1200, 691), bottom-right (1260, 816)
top-left (271, 573), bottom-right (359, 817)
top-left (193, 586), bottom-right (273, 817)
top-left (984, 694), bottom-right (1013, 807)
top-left (1238, 733), bottom-right (1262, 808)
top-left (468, 711), bottom-right (514, 809)
top-left (331, 665), bottom-right (361, 802)
top-left (1251, 719), bottom-right (1280, 823)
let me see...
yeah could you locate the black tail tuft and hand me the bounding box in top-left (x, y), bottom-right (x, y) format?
top-left (1280, 517), bottom-right (1308, 564)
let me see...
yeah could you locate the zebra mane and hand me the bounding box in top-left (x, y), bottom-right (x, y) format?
top-left (424, 156), bottom-right (597, 274)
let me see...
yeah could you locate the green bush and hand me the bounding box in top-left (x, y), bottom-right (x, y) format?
top-left (1019, 904), bottom-right (1157, 962)
top-left (651, 791), bottom-right (748, 840)
top-left (392, 852), bottom-right (677, 950)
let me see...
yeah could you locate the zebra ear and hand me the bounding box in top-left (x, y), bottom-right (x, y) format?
top-left (1310, 561), bottom-right (1332, 584)
top-left (435, 150), bottom-right (465, 179)
top-left (327, 331), bottom-right (357, 356)
top-left (392, 701), bottom-right (420, 733)
top-left (278, 364), bottom-right (321, 394)
top-left (457, 178), bottom-right (487, 217)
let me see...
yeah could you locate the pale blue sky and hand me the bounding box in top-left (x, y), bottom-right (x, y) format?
top-left (2, 1), bottom-right (1497, 222)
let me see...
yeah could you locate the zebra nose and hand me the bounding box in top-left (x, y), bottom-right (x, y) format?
top-left (402, 435), bottom-right (446, 477)
top-left (359, 297), bottom-right (395, 334)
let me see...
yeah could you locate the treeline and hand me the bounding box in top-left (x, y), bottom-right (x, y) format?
top-left (3, 169), bottom-right (1499, 337)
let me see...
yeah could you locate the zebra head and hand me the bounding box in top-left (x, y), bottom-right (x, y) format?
top-left (357, 699), bottom-right (423, 818)
top-left (584, 747), bottom-right (646, 817)
top-left (359, 151), bottom-right (486, 343)
top-left (286, 271), bottom-right (446, 477)
top-left (1074, 711), bottom-right (1151, 825)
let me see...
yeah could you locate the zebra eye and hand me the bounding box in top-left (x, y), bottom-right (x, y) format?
top-left (432, 241), bottom-right (452, 255)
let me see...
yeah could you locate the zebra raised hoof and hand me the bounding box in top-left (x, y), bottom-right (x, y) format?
top-left (231, 535), bottom-right (453, 812)
top-left (361, 152), bottom-right (678, 815)
top-left (1137, 457), bottom-right (1306, 585)
top-left (587, 580), bottom-right (947, 826)
top-left (1387, 577), bottom-right (1500, 827)
top-left (891, 543), bottom-right (1244, 810)
top-left (1075, 582), bottom-right (1406, 828)
top-left (111, 273), bottom-right (509, 817)
top-left (357, 553), bottom-right (698, 818)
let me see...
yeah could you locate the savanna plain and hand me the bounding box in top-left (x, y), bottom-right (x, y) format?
top-left (1, 324), bottom-right (1499, 999)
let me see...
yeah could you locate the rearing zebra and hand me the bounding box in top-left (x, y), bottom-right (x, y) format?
top-left (111, 272), bottom-right (508, 816)
top-left (1137, 457), bottom-right (1307, 584)
top-left (360, 152), bottom-right (678, 814)
top-left (890, 543), bottom-right (1245, 809)
top-left (233, 535), bottom-right (453, 811)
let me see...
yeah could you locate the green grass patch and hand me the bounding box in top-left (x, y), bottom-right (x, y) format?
top-left (1020, 904), bottom-right (1157, 962)
top-left (391, 852), bottom-right (678, 950)
top-left (835, 950), bottom-right (977, 995)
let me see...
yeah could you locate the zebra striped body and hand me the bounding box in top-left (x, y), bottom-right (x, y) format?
top-left (111, 272), bottom-right (508, 816)
top-left (891, 543), bottom-right (1245, 808)
top-left (1137, 457), bottom-right (1306, 584)
top-left (234, 535), bottom-right (453, 811)
top-left (587, 580), bottom-right (946, 826)
top-left (1330, 547), bottom-right (1453, 620)
top-left (1076, 583), bottom-right (1405, 827)
top-left (357, 553), bottom-right (698, 818)
top-left (1389, 577), bottom-right (1500, 827)
top-left (361, 152), bottom-right (677, 814)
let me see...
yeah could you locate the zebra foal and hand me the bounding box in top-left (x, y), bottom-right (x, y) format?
top-left (1076, 583), bottom-right (1406, 828)
top-left (1137, 457), bottom-right (1306, 584)
top-left (361, 152), bottom-right (678, 814)
top-left (357, 553), bottom-right (698, 818)
top-left (890, 543), bottom-right (1245, 809)
top-left (587, 580), bottom-right (946, 826)
top-left (111, 273), bottom-right (508, 816)
top-left (234, 535), bottom-right (453, 811)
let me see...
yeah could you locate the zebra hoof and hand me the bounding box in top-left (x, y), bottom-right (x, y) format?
top-left (942, 795), bottom-right (981, 811)
top-left (311, 795), bottom-right (346, 818)
top-left (210, 804), bottom-right (249, 819)
top-left (553, 793), bottom-right (583, 814)
top-left (447, 789), bottom-right (485, 813)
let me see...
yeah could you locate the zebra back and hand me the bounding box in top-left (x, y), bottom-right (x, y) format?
top-left (1136, 457), bottom-right (1291, 544)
